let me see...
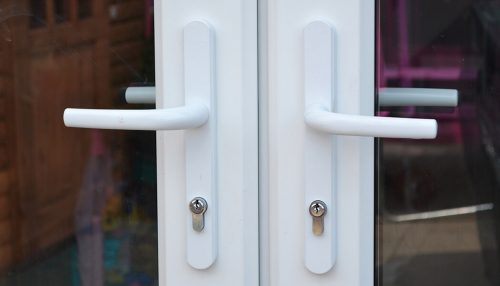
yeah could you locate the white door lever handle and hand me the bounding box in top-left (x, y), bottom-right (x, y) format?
top-left (303, 21), bottom-right (441, 276)
top-left (64, 103), bottom-right (209, 130)
top-left (304, 104), bottom-right (437, 139)
top-left (304, 21), bottom-right (438, 141)
top-left (63, 20), bottom-right (218, 270)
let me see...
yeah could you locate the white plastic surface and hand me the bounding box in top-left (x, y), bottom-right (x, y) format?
top-left (304, 21), bottom-right (336, 275)
top-left (64, 104), bottom-right (208, 130)
top-left (267, 1), bottom-right (376, 284)
top-left (303, 23), bottom-right (438, 140)
top-left (156, 0), bottom-right (258, 284)
top-left (379, 87), bottom-right (458, 107)
top-left (304, 104), bottom-right (437, 139)
top-left (125, 86), bottom-right (156, 104)
top-left (183, 21), bottom-right (217, 270)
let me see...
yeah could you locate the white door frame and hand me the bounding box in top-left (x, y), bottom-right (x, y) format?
top-left (155, 0), bottom-right (259, 285)
top-left (262, 0), bottom-right (375, 285)
top-left (155, 0), bottom-right (375, 284)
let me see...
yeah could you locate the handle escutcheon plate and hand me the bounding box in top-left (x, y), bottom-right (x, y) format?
top-left (304, 20), bottom-right (337, 275)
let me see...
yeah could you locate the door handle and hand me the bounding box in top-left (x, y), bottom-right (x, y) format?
top-left (303, 21), bottom-right (455, 275)
top-left (304, 20), bottom-right (440, 140)
top-left (63, 21), bottom-right (217, 270)
top-left (64, 104), bottom-right (209, 130)
top-left (378, 87), bottom-right (458, 107)
top-left (123, 86), bottom-right (156, 104)
top-left (304, 103), bottom-right (437, 139)
top-left (120, 86), bottom-right (458, 108)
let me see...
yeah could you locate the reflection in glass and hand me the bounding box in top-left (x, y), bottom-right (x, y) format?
top-left (54, 0), bottom-right (69, 23)
top-left (78, 0), bottom-right (92, 19)
top-left (30, 0), bottom-right (47, 28)
top-left (0, 0), bottom-right (157, 285)
top-left (377, 0), bottom-right (500, 285)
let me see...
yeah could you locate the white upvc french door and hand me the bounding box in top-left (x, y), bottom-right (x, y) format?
top-left (0, 0), bottom-right (484, 283)
top-left (262, 0), bottom-right (500, 286)
top-left (62, 0), bottom-right (376, 283)
top-left (153, 0), bottom-right (377, 285)
top-left (155, 0), bottom-right (259, 285)
top-left (263, 0), bottom-right (375, 285)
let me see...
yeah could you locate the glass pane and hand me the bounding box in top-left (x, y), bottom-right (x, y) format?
top-left (377, 0), bottom-right (500, 285)
top-left (30, 0), bottom-right (47, 28)
top-left (78, 0), bottom-right (92, 20)
top-left (54, 0), bottom-right (69, 23)
top-left (0, 0), bottom-right (156, 285)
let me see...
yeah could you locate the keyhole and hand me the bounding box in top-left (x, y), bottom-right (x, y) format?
top-left (313, 204), bottom-right (321, 214)
top-left (193, 200), bottom-right (202, 211)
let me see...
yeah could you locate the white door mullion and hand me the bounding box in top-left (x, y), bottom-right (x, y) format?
top-left (155, 1), bottom-right (258, 285)
top-left (264, 0), bottom-right (375, 285)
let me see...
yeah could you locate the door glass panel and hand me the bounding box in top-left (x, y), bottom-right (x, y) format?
top-left (78, 0), bottom-right (92, 20)
top-left (54, 0), bottom-right (70, 23)
top-left (29, 0), bottom-right (47, 28)
top-left (377, 0), bottom-right (500, 285)
top-left (0, 1), bottom-right (157, 285)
